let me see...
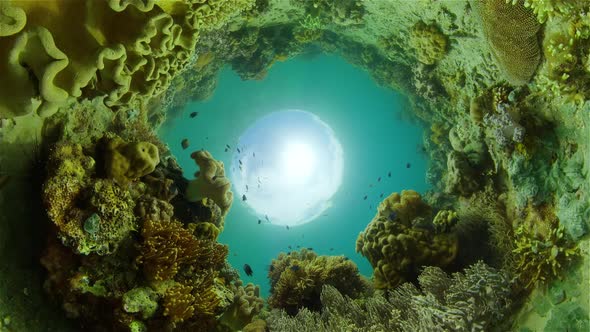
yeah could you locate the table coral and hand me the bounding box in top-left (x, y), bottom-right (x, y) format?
top-left (185, 150), bottom-right (233, 216)
top-left (103, 136), bottom-right (160, 185)
top-left (267, 249), bottom-right (365, 315)
top-left (476, 0), bottom-right (542, 85)
top-left (409, 21), bottom-right (449, 65)
top-left (356, 190), bottom-right (458, 289)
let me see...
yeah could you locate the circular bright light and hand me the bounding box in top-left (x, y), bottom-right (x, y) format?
top-left (280, 141), bottom-right (316, 183)
top-left (230, 110), bottom-right (343, 226)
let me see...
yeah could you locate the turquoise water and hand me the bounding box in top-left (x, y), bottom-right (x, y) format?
top-left (161, 54), bottom-right (429, 297)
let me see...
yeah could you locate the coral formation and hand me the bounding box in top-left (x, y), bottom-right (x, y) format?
top-left (103, 136), bottom-right (160, 185)
top-left (476, 0), bottom-right (542, 85)
top-left (219, 280), bottom-right (264, 331)
top-left (267, 261), bottom-right (513, 332)
top-left (185, 150), bottom-right (233, 216)
top-left (267, 248), bottom-right (365, 314)
top-left (409, 21), bottom-right (449, 65)
top-left (356, 190), bottom-right (458, 289)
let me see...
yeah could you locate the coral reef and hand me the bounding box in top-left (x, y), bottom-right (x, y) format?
top-left (103, 136), bottom-right (160, 185)
top-left (218, 280), bottom-right (264, 331)
top-left (356, 190), bottom-right (458, 289)
top-left (476, 0), bottom-right (542, 85)
top-left (266, 261), bottom-right (513, 332)
top-left (267, 248), bottom-right (366, 314)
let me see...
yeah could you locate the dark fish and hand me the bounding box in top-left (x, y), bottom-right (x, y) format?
top-left (363, 195), bottom-right (367, 200)
top-left (380, 193), bottom-right (384, 198)
top-left (286, 225), bottom-right (290, 230)
top-left (388, 211), bottom-right (397, 221)
top-left (253, 152), bottom-right (255, 158)
top-left (237, 148), bottom-right (241, 153)
top-left (239, 160), bottom-right (243, 165)
top-left (296, 245), bottom-right (300, 248)
top-left (226, 144), bottom-right (231, 149)
top-left (181, 138), bottom-right (189, 150)
top-left (206, 136), bottom-right (209, 140)
top-left (189, 111), bottom-right (198, 118)
top-left (258, 219), bottom-right (261, 224)
top-left (242, 194), bottom-right (247, 201)
top-left (290, 265), bottom-right (301, 272)
top-left (288, 245), bottom-right (292, 249)
top-left (369, 205), bottom-right (372, 210)
top-left (246, 185), bottom-right (249, 191)
top-left (329, 247), bottom-right (334, 251)
top-left (265, 215), bottom-right (269, 221)
top-left (388, 171), bottom-right (391, 177)
top-left (378, 177), bottom-right (381, 182)
top-left (224, 148), bottom-right (228, 152)
top-left (243, 264), bottom-right (253, 276)
top-left (307, 247), bottom-right (313, 250)
top-left (406, 163), bottom-right (411, 168)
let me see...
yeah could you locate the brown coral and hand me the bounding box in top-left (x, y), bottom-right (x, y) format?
top-left (356, 190), bottom-right (458, 289)
top-left (267, 249), bottom-right (365, 314)
top-left (476, 0), bottom-right (542, 85)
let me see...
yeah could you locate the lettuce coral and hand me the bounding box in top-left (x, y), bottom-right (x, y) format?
top-left (356, 190), bottom-right (458, 289)
top-left (476, 0), bottom-right (542, 85)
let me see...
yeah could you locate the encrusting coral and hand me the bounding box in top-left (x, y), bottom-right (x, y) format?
top-left (475, 0), bottom-right (542, 85)
top-left (356, 190), bottom-right (458, 289)
top-left (266, 261), bottom-right (513, 332)
top-left (267, 248), bottom-right (366, 315)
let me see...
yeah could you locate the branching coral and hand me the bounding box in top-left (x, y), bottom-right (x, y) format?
top-left (476, 0), bottom-right (542, 85)
top-left (356, 190), bottom-right (458, 289)
top-left (267, 249), bottom-right (365, 314)
top-left (267, 262), bottom-right (513, 332)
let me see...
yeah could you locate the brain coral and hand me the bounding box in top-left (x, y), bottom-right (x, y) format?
top-left (476, 0), bottom-right (542, 85)
top-left (356, 190), bottom-right (458, 289)
top-left (0, 0), bottom-right (254, 118)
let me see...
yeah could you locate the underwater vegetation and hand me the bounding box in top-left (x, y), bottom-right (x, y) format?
top-left (0, 0), bottom-right (589, 331)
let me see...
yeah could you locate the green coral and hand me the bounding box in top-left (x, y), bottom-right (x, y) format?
top-left (122, 287), bottom-right (159, 319)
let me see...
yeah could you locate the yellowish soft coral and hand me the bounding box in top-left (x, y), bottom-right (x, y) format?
top-left (103, 135), bottom-right (160, 185)
top-left (267, 249), bottom-right (366, 314)
top-left (219, 280), bottom-right (264, 331)
top-left (185, 150), bottom-right (233, 216)
top-left (356, 190), bottom-right (458, 289)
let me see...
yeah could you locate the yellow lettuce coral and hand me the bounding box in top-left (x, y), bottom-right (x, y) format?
top-left (356, 190), bottom-right (458, 289)
top-left (476, 0), bottom-right (542, 85)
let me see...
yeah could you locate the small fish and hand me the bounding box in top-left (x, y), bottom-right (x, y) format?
top-left (307, 247), bottom-right (313, 250)
top-left (363, 195), bottom-right (367, 200)
top-left (246, 185), bottom-right (249, 191)
top-left (288, 245), bottom-right (292, 249)
top-left (290, 265), bottom-right (301, 272)
top-left (243, 264), bottom-right (253, 276)
top-left (224, 148), bottom-right (228, 152)
top-left (181, 138), bottom-right (189, 150)
top-left (380, 193), bottom-right (384, 198)
top-left (265, 215), bottom-right (269, 221)
top-left (329, 247), bottom-right (334, 251)
top-left (286, 225), bottom-right (290, 230)
top-left (258, 219), bottom-right (261, 224)
top-left (189, 111), bottom-right (198, 118)
top-left (406, 163), bottom-right (411, 169)
top-left (226, 144), bottom-right (231, 149)
top-left (369, 205), bottom-right (372, 210)
top-left (253, 152), bottom-right (255, 158)
top-left (239, 160), bottom-right (243, 165)
top-left (388, 171), bottom-right (391, 177)
top-left (296, 245), bottom-right (300, 248)
top-left (377, 177), bottom-right (381, 182)
top-left (242, 194), bottom-right (247, 201)
top-left (206, 136), bottom-right (209, 140)
top-left (237, 148), bottom-right (241, 153)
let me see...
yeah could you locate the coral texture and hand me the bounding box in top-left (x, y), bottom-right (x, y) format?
top-left (476, 0), bottom-right (542, 85)
top-left (185, 150), bottom-right (233, 216)
top-left (103, 136), bottom-right (160, 185)
top-left (409, 21), bottom-right (449, 65)
top-left (356, 190), bottom-right (458, 289)
top-left (219, 280), bottom-right (264, 330)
